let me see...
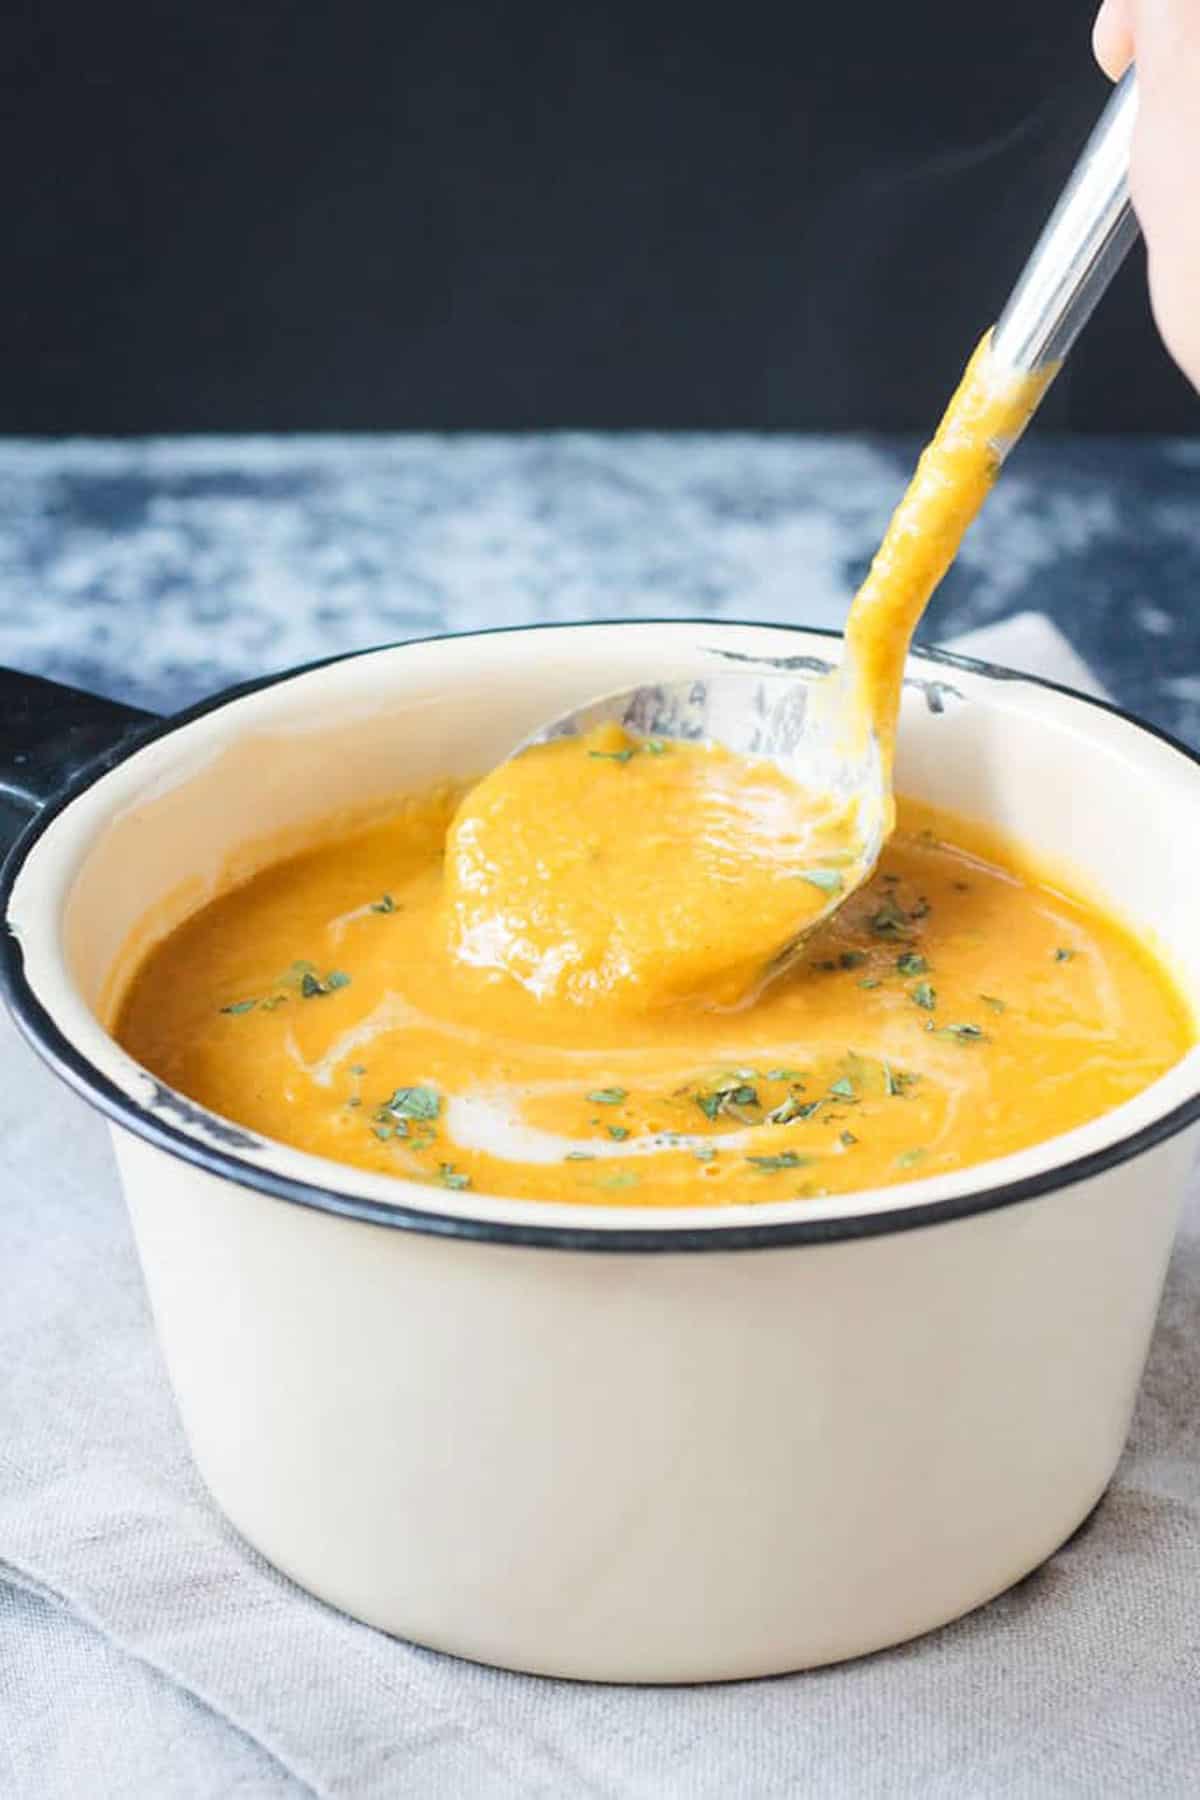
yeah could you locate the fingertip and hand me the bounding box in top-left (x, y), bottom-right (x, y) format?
top-left (1092, 0), bottom-right (1134, 80)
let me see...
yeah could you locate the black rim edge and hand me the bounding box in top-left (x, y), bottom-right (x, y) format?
top-left (4, 617), bottom-right (1200, 1255)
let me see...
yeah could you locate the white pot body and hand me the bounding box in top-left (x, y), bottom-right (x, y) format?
top-left (6, 622), bottom-right (1200, 1680)
top-left (116, 1127), bottom-right (1190, 1681)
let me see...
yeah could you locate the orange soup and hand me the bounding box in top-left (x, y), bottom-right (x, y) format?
top-left (116, 776), bottom-right (1192, 1208)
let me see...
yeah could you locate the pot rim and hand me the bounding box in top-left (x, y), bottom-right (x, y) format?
top-left (4, 618), bottom-right (1200, 1254)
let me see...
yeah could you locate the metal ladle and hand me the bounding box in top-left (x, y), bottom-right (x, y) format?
top-left (513, 71), bottom-right (1140, 982)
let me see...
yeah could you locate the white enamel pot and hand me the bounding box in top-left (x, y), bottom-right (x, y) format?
top-left (3, 621), bottom-right (1200, 1684)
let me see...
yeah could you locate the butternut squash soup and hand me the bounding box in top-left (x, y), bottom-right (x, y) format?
top-left (116, 774), bottom-right (1191, 1209)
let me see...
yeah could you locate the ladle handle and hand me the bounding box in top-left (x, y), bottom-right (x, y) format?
top-left (992, 68), bottom-right (1139, 379)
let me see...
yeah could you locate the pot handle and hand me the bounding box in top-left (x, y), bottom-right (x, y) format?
top-left (0, 666), bottom-right (157, 859)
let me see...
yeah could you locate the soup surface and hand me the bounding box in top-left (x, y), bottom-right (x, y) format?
top-left (117, 778), bottom-right (1192, 1208)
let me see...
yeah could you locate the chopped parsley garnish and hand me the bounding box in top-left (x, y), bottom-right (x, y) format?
top-left (384, 1085), bottom-right (441, 1121)
top-left (607, 1125), bottom-right (630, 1141)
top-left (587, 1087), bottom-right (627, 1106)
top-left (884, 1061), bottom-right (918, 1097)
top-left (589, 736), bottom-right (670, 763)
top-left (798, 869), bottom-right (844, 894)
top-left (766, 1067), bottom-right (806, 1082)
top-left (695, 1081), bottom-right (759, 1122)
top-left (868, 896), bottom-right (912, 938)
top-left (370, 893), bottom-right (397, 914)
top-left (896, 952), bottom-right (928, 976)
top-left (372, 1124), bottom-right (395, 1142)
top-left (1054, 947), bottom-right (1076, 962)
top-left (768, 1094), bottom-right (822, 1125)
top-left (350, 1063), bottom-right (366, 1076)
top-left (927, 1022), bottom-right (988, 1043)
top-left (220, 999), bottom-right (257, 1016)
top-left (300, 968), bottom-right (352, 999)
top-left (896, 1148), bottom-right (927, 1169)
top-left (839, 950), bottom-right (866, 970)
top-left (828, 1077), bottom-right (857, 1100)
top-left (979, 994), bottom-right (1006, 1013)
top-left (859, 977), bottom-right (881, 990)
top-left (746, 1151), bottom-right (813, 1173)
top-left (437, 1163), bottom-right (471, 1190)
top-left (910, 981), bottom-right (937, 1012)
top-left (839, 1130), bottom-right (858, 1148)
top-left (693, 1145), bottom-right (717, 1162)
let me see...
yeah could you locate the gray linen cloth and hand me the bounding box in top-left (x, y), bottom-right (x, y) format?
top-left (3, 616), bottom-right (1199, 1799)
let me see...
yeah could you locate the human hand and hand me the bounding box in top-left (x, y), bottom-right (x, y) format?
top-left (1093, 0), bottom-right (1200, 389)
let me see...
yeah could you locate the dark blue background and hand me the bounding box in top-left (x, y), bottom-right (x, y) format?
top-left (5, 0), bottom-right (1198, 433)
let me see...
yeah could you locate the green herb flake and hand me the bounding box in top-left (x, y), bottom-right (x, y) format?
top-left (372, 1125), bottom-right (394, 1142)
top-left (695, 1082), bottom-right (759, 1121)
top-left (586, 1087), bottom-right (627, 1106)
top-left (385, 1085), bottom-right (441, 1121)
top-left (839, 950), bottom-right (866, 970)
top-left (370, 893), bottom-right (397, 914)
top-left (1054, 947), bottom-right (1076, 962)
top-left (607, 1125), bottom-right (630, 1141)
top-left (859, 977), bottom-right (881, 990)
top-left (220, 999), bottom-right (257, 1016)
top-left (928, 1022), bottom-right (988, 1044)
top-left (588, 748), bottom-right (635, 764)
top-left (979, 994), bottom-right (1006, 1013)
top-left (643, 738), bottom-right (667, 755)
top-left (766, 1067), bottom-right (806, 1082)
top-left (768, 1094), bottom-right (822, 1125)
top-left (349, 1063), bottom-right (367, 1076)
top-left (896, 952), bottom-right (928, 976)
top-left (798, 869), bottom-right (844, 894)
top-left (839, 1130), bottom-right (858, 1148)
top-left (868, 896), bottom-right (911, 939)
top-left (746, 1151), bottom-right (813, 1173)
top-left (437, 1163), bottom-right (471, 1190)
top-left (692, 1145), bottom-right (717, 1162)
top-left (828, 1077), bottom-right (857, 1100)
top-left (884, 1061), bottom-right (919, 1097)
top-left (896, 1148), bottom-right (928, 1170)
top-left (910, 981), bottom-right (937, 1012)
top-left (260, 994), bottom-right (289, 1011)
top-left (298, 967), bottom-right (352, 999)
top-left (347, 1097), bottom-right (362, 1109)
